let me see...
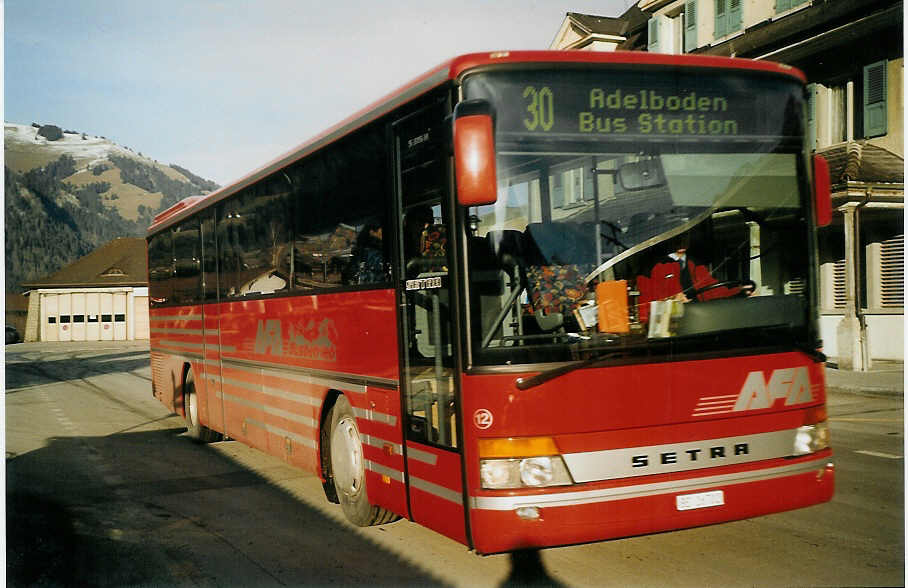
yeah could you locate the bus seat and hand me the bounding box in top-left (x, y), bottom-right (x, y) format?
top-left (413, 224), bottom-right (450, 358)
top-left (421, 224), bottom-right (447, 260)
top-left (525, 264), bottom-right (589, 331)
top-left (407, 224), bottom-right (448, 277)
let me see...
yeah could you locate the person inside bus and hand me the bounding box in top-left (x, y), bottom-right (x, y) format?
top-left (636, 233), bottom-right (742, 322)
top-left (351, 218), bottom-right (388, 285)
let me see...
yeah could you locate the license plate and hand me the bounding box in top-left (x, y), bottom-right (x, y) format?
top-left (676, 490), bottom-right (725, 511)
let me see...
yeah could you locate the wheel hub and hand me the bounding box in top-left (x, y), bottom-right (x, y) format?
top-left (331, 416), bottom-right (364, 498)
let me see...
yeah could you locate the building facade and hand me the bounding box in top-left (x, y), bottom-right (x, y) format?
top-left (552, 0), bottom-right (904, 368)
top-left (21, 237), bottom-right (150, 342)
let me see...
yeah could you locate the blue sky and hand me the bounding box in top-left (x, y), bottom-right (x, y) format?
top-left (5, 0), bottom-right (631, 186)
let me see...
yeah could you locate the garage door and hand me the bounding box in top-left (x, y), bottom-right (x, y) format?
top-left (43, 294), bottom-right (59, 341)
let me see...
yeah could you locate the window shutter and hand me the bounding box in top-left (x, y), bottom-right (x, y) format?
top-left (806, 83), bottom-right (817, 151)
top-left (714, 0), bottom-right (727, 38)
top-left (867, 235), bottom-right (904, 308)
top-left (728, 0), bottom-right (743, 32)
top-left (819, 261), bottom-right (845, 309)
top-left (684, 0), bottom-right (698, 52)
top-left (833, 260), bottom-right (847, 309)
top-left (648, 16), bottom-right (661, 52)
top-left (863, 60), bottom-right (888, 138)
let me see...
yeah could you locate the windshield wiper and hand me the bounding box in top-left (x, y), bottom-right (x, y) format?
top-left (515, 349), bottom-right (628, 391)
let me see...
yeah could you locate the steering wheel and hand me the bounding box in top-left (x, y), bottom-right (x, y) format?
top-left (693, 279), bottom-right (757, 298)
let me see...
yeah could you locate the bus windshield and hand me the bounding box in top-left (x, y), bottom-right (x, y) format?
top-left (462, 68), bottom-right (814, 366)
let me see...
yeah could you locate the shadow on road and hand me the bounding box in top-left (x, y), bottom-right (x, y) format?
top-left (500, 549), bottom-right (565, 588)
top-left (5, 349), bottom-right (152, 393)
top-left (7, 425), bottom-right (447, 586)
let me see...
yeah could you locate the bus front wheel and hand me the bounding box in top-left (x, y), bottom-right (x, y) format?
top-left (328, 394), bottom-right (398, 526)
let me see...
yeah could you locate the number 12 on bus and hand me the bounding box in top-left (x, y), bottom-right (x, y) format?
top-left (147, 51), bottom-right (834, 555)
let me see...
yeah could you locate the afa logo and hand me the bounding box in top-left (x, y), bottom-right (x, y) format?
top-left (253, 318), bottom-right (338, 361)
top-left (733, 366), bottom-right (813, 411)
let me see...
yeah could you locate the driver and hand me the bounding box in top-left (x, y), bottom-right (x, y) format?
top-left (636, 233), bottom-right (742, 322)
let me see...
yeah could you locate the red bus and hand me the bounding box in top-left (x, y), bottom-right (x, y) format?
top-left (147, 51), bottom-right (834, 554)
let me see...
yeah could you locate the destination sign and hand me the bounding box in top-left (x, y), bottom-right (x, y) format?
top-left (463, 69), bottom-right (803, 140)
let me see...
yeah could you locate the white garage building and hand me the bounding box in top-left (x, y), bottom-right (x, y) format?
top-left (22, 238), bottom-right (149, 342)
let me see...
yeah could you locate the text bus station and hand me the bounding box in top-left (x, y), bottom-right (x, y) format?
top-left (147, 51), bottom-right (834, 554)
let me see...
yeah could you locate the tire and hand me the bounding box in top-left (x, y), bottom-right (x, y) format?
top-left (328, 395), bottom-right (398, 526)
top-left (184, 370), bottom-right (221, 443)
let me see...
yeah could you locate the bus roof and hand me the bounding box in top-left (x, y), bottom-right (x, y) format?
top-left (148, 50), bottom-right (805, 235)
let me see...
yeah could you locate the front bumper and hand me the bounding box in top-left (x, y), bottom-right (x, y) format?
top-left (468, 453), bottom-right (834, 554)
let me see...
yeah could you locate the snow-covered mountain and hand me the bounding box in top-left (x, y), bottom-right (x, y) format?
top-left (6, 122), bottom-right (138, 167)
top-left (4, 121), bottom-right (218, 292)
top-left (5, 122), bottom-right (217, 222)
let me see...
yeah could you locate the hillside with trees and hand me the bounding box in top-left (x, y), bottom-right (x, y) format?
top-left (4, 123), bottom-right (219, 291)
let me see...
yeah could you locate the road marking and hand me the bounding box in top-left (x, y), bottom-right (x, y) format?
top-left (855, 450), bottom-right (903, 459)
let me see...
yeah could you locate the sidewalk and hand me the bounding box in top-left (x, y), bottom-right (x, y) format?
top-left (825, 360), bottom-right (904, 396)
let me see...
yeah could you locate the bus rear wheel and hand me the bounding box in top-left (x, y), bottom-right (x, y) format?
top-left (328, 395), bottom-right (398, 526)
top-left (184, 370), bottom-right (221, 443)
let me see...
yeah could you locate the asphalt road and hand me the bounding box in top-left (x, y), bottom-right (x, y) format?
top-left (5, 341), bottom-right (904, 587)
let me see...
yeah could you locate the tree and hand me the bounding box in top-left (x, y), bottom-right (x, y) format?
top-left (37, 125), bottom-right (63, 141)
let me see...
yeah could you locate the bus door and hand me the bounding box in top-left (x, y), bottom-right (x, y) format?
top-left (393, 102), bottom-right (468, 545)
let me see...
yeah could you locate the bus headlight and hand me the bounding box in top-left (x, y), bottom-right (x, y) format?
top-left (480, 456), bottom-right (572, 489)
top-left (478, 436), bottom-right (574, 489)
top-left (793, 421), bottom-right (829, 455)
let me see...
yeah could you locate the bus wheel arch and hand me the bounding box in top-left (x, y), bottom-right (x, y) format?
top-left (326, 393), bottom-right (397, 526)
top-left (319, 390), bottom-right (341, 503)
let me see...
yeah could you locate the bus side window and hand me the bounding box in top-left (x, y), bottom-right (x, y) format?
top-left (218, 184), bottom-right (292, 298)
top-left (201, 212), bottom-right (218, 302)
top-left (172, 219), bottom-right (202, 305)
top-left (292, 124), bottom-right (390, 290)
top-left (148, 231), bottom-right (173, 306)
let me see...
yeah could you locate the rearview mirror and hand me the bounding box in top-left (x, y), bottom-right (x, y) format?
top-left (813, 154), bottom-right (832, 227)
top-left (617, 159), bottom-right (666, 191)
top-left (453, 99), bottom-right (497, 207)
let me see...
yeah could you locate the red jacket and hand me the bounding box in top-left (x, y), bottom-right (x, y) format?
top-left (637, 257), bottom-right (738, 322)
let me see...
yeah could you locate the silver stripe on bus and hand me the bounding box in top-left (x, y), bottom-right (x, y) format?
top-left (219, 382), bottom-right (319, 429)
top-left (150, 328), bottom-right (205, 335)
top-left (159, 340), bottom-right (205, 350)
top-left (262, 382), bottom-right (322, 407)
top-left (260, 365), bottom-right (366, 395)
top-left (362, 434), bottom-right (402, 456)
top-left (150, 314), bottom-right (203, 322)
top-left (562, 428), bottom-right (802, 483)
top-left (220, 376), bottom-right (321, 408)
top-left (405, 445), bottom-right (439, 466)
top-left (223, 355), bottom-right (398, 391)
top-left (410, 476), bottom-right (464, 506)
top-left (149, 347), bottom-right (204, 361)
top-left (353, 406), bottom-right (398, 427)
top-left (217, 390), bottom-right (259, 411)
top-left (470, 457), bottom-right (831, 511)
top-left (365, 459), bottom-right (405, 483)
top-left (244, 418), bottom-right (317, 449)
top-left (264, 404), bottom-right (318, 429)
